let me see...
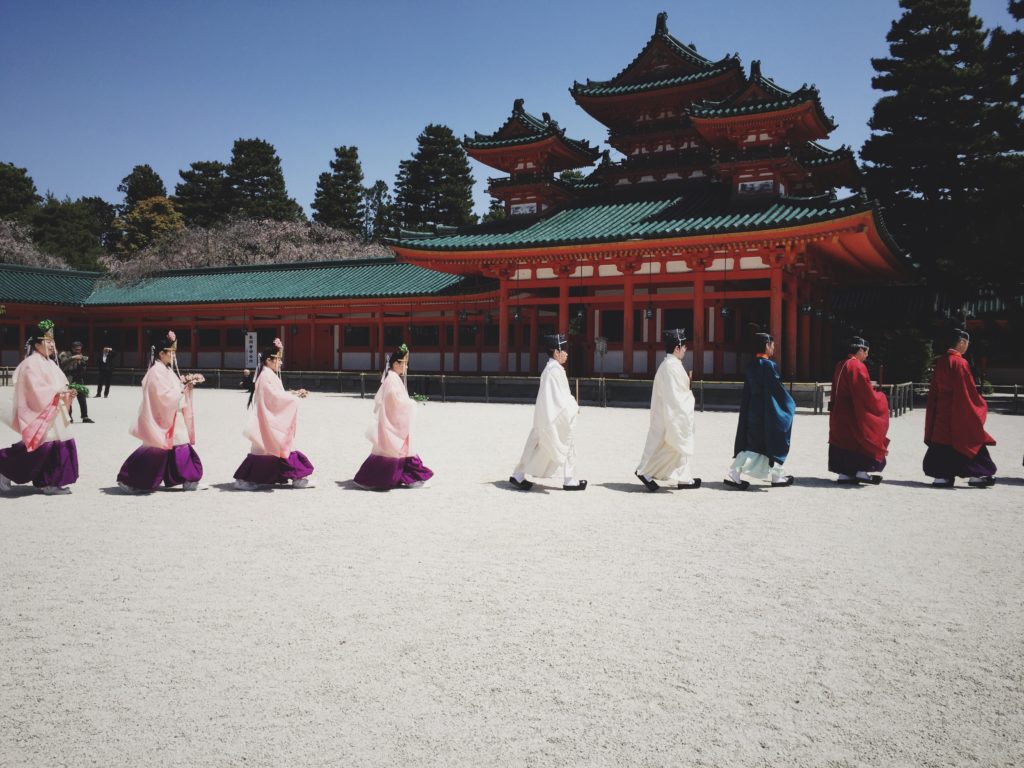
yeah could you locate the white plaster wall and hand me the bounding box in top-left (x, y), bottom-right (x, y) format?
top-left (480, 353), bottom-right (499, 373)
top-left (342, 352), bottom-right (371, 371)
top-left (198, 352), bottom-right (222, 368)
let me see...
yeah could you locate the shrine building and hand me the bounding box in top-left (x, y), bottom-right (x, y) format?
top-left (0, 12), bottom-right (906, 380)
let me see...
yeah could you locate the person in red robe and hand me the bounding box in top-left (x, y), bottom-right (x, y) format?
top-left (828, 336), bottom-right (890, 484)
top-left (923, 329), bottom-right (996, 487)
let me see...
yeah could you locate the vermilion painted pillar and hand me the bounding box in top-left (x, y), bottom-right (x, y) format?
top-left (623, 272), bottom-right (635, 376)
top-left (785, 273), bottom-right (798, 379)
top-left (453, 309), bottom-right (461, 374)
top-left (693, 267), bottom-right (705, 380)
top-left (529, 305), bottom-right (539, 375)
top-left (498, 275), bottom-right (509, 374)
top-left (558, 267), bottom-right (570, 334)
top-left (799, 281), bottom-right (811, 380)
top-left (769, 261), bottom-right (783, 367)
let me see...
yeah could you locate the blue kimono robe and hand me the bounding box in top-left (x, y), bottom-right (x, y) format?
top-left (733, 356), bottom-right (795, 464)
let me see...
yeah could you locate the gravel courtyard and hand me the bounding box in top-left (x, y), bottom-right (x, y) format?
top-left (2, 386), bottom-right (1022, 767)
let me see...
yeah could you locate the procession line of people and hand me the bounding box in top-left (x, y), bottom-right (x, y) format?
top-left (0, 321), bottom-right (1004, 496)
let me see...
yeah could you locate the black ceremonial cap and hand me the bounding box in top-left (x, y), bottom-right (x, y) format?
top-left (542, 333), bottom-right (567, 350)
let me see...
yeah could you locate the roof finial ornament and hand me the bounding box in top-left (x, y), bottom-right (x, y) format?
top-left (542, 112), bottom-right (551, 122)
top-left (655, 11), bottom-right (668, 35)
top-left (513, 98), bottom-right (525, 113)
top-left (750, 60), bottom-right (761, 79)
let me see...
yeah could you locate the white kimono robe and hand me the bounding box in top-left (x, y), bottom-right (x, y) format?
top-left (636, 354), bottom-right (695, 482)
top-left (513, 357), bottom-right (579, 480)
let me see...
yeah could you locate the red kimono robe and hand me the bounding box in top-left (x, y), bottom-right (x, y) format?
top-left (828, 355), bottom-right (890, 472)
top-left (924, 351), bottom-right (995, 457)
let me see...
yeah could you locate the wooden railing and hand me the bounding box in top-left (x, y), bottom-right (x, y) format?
top-left (2, 366), bottom-right (1017, 416)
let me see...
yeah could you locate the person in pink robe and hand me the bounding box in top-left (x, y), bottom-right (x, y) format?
top-left (0, 320), bottom-right (79, 495)
top-left (116, 331), bottom-right (205, 493)
top-left (354, 344), bottom-right (433, 490)
top-left (233, 339), bottom-right (315, 490)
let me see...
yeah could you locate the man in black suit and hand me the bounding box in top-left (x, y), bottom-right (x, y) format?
top-left (96, 346), bottom-right (116, 398)
top-left (58, 340), bottom-right (92, 423)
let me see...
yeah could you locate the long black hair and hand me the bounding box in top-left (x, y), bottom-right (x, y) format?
top-left (383, 343), bottom-right (409, 378)
top-left (247, 342), bottom-right (283, 408)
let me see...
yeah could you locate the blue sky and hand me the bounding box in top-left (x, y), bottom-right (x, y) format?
top-left (0, 0), bottom-right (1017, 218)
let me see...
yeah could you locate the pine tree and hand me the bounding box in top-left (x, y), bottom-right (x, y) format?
top-left (393, 124), bottom-right (475, 230)
top-left (481, 198), bottom-right (507, 223)
top-left (30, 194), bottom-right (113, 270)
top-left (0, 162), bottom-right (41, 219)
top-left (311, 146), bottom-right (365, 231)
top-left (174, 161), bottom-right (231, 228)
top-left (861, 0), bottom-right (993, 292)
top-left (361, 180), bottom-right (396, 242)
top-left (226, 138), bottom-right (305, 222)
top-left (114, 196), bottom-right (185, 256)
top-left (117, 164), bottom-right (167, 213)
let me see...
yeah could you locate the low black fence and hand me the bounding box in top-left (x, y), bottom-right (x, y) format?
top-left (2, 367), bottom-right (1018, 416)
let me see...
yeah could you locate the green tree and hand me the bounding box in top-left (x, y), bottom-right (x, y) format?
top-left (393, 124), bottom-right (475, 230)
top-left (361, 179), bottom-right (396, 241)
top-left (860, 0), bottom-right (1004, 294)
top-left (118, 164), bottom-right (167, 213)
top-left (30, 194), bottom-right (113, 270)
top-left (0, 162), bottom-right (41, 219)
top-left (114, 196), bottom-right (185, 256)
top-left (312, 146), bottom-right (365, 231)
top-left (226, 138), bottom-right (305, 221)
top-left (481, 198), bottom-right (507, 223)
top-left (174, 160), bottom-right (231, 228)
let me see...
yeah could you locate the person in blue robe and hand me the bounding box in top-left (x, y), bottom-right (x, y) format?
top-left (725, 332), bottom-right (795, 489)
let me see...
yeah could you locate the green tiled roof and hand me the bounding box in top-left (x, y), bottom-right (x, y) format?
top-left (0, 264), bottom-right (99, 305)
top-left (0, 259), bottom-right (474, 307)
top-left (572, 63), bottom-right (738, 97)
top-left (690, 87), bottom-right (836, 131)
top-left (392, 189), bottom-right (892, 252)
top-left (798, 142), bottom-right (855, 167)
top-left (465, 99), bottom-right (598, 159)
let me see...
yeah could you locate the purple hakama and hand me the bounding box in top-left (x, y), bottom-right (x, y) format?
top-left (117, 444), bottom-right (203, 491)
top-left (354, 453), bottom-right (433, 490)
top-left (233, 451), bottom-right (314, 485)
top-left (923, 444), bottom-right (997, 480)
top-left (0, 438), bottom-right (79, 488)
top-left (827, 445), bottom-right (887, 476)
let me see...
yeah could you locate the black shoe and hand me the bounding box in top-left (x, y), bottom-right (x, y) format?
top-left (724, 478), bottom-right (750, 490)
top-left (508, 476), bottom-right (533, 491)
top-left (635, 471), bottom-right (660, 492)
top-left (770, 475), bottom-right (794, 487)
top-left (677, 478), bottom-right (702, 489)
top-left (858, 474), bottom-right (883, 485)
top-left (563, 480), bottom-right (587, 491)
top-left (81, 417), bottom-right (94, 424)
top-left (967, 476), bottom-right (996, 488)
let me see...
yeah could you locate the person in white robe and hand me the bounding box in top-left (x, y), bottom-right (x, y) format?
top-left (635, 328), bottom-right (701, 491)
top-left (509, 333), bottom-right (586, 491)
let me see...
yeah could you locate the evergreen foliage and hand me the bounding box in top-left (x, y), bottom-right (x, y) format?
top-left (174, 161), bottom-right (231, 228)
top-left (393, 124), bottom-right (475, 231)
top-left (311, 146), bottom-right (365, 231)
top-left (113, 196), bottom-right (185, 256)
top-left (29, 194), bottom-right (114, 270)
top-left (861, 0), bottom-right (1024, 297)
top-left (0, 162), bottom-right (41, 219)
top-left (226, 138), bottom-right (305, 222)
top-left (481, 198), bottom-right (507, 223)
top-left (117, 164), bottom-right (167, 213)
top-left (361, 180), bottom-right (396, 242)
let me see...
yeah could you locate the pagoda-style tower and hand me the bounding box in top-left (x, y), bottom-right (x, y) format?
top-left (569, 12), bottom-right (858, 197)
top-left (464, 99), bottom-right (600, 217)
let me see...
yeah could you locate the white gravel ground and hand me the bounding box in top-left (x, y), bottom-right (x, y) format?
top-left (1, 385), bottom-right (1022, 767)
